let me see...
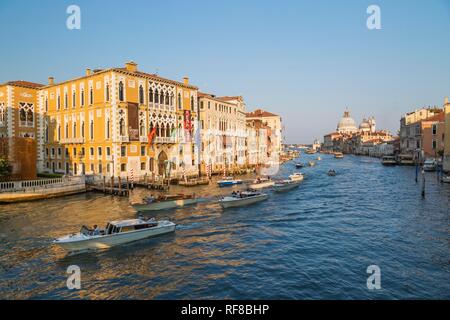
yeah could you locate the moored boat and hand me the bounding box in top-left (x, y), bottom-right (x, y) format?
top-left (249, 177), bottom-right (274, 189)
top-left (273, 179), bottom-right (302, 192)
top-left (381, 155), bottom-right (397, 166)
top-left (132, 194), bottom-right (197, 212)
top-left (219, 190), bottom-right (268, 208)
top-left (423, 159), bottom-right (437, 171)
top-left (441, 175), bottom-right (450, 183)
top-left (217, 177), bottom-right (243, 187)
top-left (398, 154), bottom-right (414, 166)
top-left (53, 218), bottom-right (176, 252)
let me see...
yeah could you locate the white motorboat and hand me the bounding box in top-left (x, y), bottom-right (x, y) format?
top-left (289, 173), bottom-right (304, 182)
top-left (53, 218), bottom-right (176, 252)
top-left (441, 175), bottom-right (450, 183)
top-left (423, 159), bottom-right (437, 171)
top-left (381, 156), bottom-right (397, 166)
top-left (132, 194), bottom-right (197, 212)
top-left (219, 190), bottom-right (268, 208)
top-left (334, 152), bottom-right (344, 159)
top-left (273, 179), bottom-right (301, 192)
top-left (308, 161), bottom-right (316, 167)
top-left (249, 177), bottom-right (275, 189)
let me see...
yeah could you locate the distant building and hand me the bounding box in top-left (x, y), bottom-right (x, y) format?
top-left (336, 109), bottom-right (358, 134)
top-left (443, 98), bottom-right (450, 172)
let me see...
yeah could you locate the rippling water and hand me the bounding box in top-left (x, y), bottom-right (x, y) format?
top-left (0, 153), bottom-right (449, 299)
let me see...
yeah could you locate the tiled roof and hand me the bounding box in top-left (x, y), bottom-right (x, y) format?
top-left (422, 112), bottom-right (444, 122)
top-left (246, 109), bottom-right (279, 118)
top-left (3, 80), bottom-right (44, 89)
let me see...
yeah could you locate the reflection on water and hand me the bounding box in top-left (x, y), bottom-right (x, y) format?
top-left (0, 154), bottom-right (449, 299)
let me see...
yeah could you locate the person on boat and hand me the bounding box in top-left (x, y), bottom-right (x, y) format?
top-left (92, 225), bottom-right (100, 236)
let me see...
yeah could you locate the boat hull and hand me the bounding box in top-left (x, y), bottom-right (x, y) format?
top-left (273, 181), bottom-right (301, 192)
top-left (219, 194), bottom-right (268, 208)
top-left (133, 198), bottom-right (198, 212)
top-left (54, 223), bottom-right (176, 252)
top-left (217, 180), bottom-right (242, 187)
top-left (249, 181), bottom-right (275, 189)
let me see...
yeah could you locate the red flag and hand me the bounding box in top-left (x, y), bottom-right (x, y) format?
top-left (147, 127), bottom-right (157, 145)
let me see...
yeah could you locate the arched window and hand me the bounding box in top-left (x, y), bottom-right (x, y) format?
top-left (81, 89), bottom-right (85, 106)
top-left (170, 94), bottom-right (174, 106)
top-left (106, 119), bottom-right (110, 139)
top-left (89, 87), bottom-right (94, 105)
top-left (73, 123), bottom-right (77, 138)
top-left (64, 93), bottom-right (68, 109)
top-left (160, 91), bottom-right (164, 105)
top-left (45, 125), bottom-right (49, 142)
top-left (81, 121), bottom-right (85, 138)
top-left (155, 89), bottom-right (159, 104)
top-left (149, 88), bottom-right (153, 103)
top-left (156, 123), bottom-right (160, 137)
top-left (190, 96), bottom-right (194, 110)
top-left (57, 125), bottom-right (61, 141)
top-left (140, 120), bottom-right (145, 136)
top-left (65, 123), bottom-right (69, 138)
top-left (118, 81), bottom-right (124, 102)
top-left (165, 93), bottom-right (169, 105)
top-left (161, 124), bottom-right (165, 137)
top-left (139, 85), bottom-right (144, 104)
top-left (105, 84), bottom-right (110, 102)
top-left (72, 91), bottom-right (76, 107)
top-left (19, 108), bottom-right (26, 122)
top-left (166, 123), bottom-right (171, 137)
top-left (119, 119), bottom-right (125, 136)
top-left (90, 120), bottom-right (94, 140)
top-left (178, 93), bottom-right (182, 109)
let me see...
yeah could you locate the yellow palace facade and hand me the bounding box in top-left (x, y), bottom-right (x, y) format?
top-left (37, 61), bottom-right (199, 178)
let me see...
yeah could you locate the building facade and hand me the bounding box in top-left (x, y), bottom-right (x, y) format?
top-left (38, 61), bottom-right (198, 179)
top-left (198, 93), bottom-right (246, 175)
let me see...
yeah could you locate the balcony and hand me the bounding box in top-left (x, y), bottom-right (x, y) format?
top-left (118, 136), bottom-right (129, 143)
top-left (155, 137), bottom-right (177, 144)
top-left (139, 136), bottom-right (149, 143)
top-left (60, 137), bottom-right (85, 144)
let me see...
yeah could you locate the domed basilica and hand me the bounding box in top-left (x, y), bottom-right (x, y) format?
top-left (336, 109), bottom-right (375, 134)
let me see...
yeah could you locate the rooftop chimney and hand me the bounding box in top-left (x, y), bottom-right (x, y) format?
top-left (48, 77), bottom-right (54, 85)
top-left (183, 77), bottom-right (189, 85)
top-left (86, 68), bottom-right (92, 76)
top-left (125, 61), bottom-right (138, 72)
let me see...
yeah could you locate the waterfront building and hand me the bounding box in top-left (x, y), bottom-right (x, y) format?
top-left (245, 119), bottom-right (271, 167)
top-left (323, 132), bottom-right (343, 152)
top-left (198, 93), bottom-right (247, 175)
top-left (421, 112), bottom-right (445, 158)
top-left (38, 61), bottom-right (199, 179)
top-left (399, 107), bottom-right (440, 159)
top-left (246, 109), bottom-right (283, 164)
top-left (443, 98), bottom-right (450, 172)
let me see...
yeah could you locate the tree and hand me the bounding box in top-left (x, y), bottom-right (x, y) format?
top-left (0, 157), bottom-right (12, 177)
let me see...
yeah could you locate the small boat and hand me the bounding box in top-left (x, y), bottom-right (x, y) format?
top-left (273, 179), bottom-right (302, 192)
top-left (289, 172), bottom-right (304, 182)
top-left (381, 155), bottom-right (397, 166)
top-left (308, 161), bottom-right (316, 167)
top-left (441, 175), bottom-right (450, 183)
top-left (423, 159), bottom-right (437, 172)
top-left (328, 169), bottom-right (337, 176)
top-left (53, 218), bottom-right (176, 252)
top-left (249, 177), bottom-right (275, 189)
top-left (317, 156), bottom-right (321, 161)
top-left (305, 148), bottom-right (316, 154)
top-left (295, 162), bottom-right (305, 168)
top-left (178, 177), bottom-right (210, 187)
top-left (217, 177), bottom-right (243, 187)
top-left (219, 190), bottom-right (268, 208)
top-left (334, 152), bottom-right (344, 159)
top-left (132, 194), bottom-right (197, 212)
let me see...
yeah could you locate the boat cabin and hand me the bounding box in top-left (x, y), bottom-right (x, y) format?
top-left (104, 219), bottom-right (158, 235)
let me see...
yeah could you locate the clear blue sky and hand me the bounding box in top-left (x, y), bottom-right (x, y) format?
top-left (1, 0), bottom-right (449, 143)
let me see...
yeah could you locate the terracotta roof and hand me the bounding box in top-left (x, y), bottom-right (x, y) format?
top-left (246, 109), bottom-right (279, 118)
top-left (422, 112), bottom-right (445, 122)
top-left (3, 80), bottom-right (44, 89)
top-left (112, 68), bottom-right (198, 89)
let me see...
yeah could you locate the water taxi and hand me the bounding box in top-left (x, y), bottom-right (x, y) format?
top-left (132, 194), bottom-right (197, 212)
top-left (327, 169), bottom-right (337, 176)
top-left (289, 173), bottom-right (304, 182)
top-left (381, 156), bottom-right (397, 166)
top-left (308, 161), bottom-right (316, 167)
top-left (53, 218), bottom-right (176, 252)
top-left (217, 177), bottom-right (243, 187)
top-left (219, 190), bottom-right (268, 208)
top-left (334, 152), bottom-right (344, 159)
top-left (273, 179), bottom-right (302, 192)
top-left (295, 162), bottom-right (305, 168)
top-left (249, 177), bottom-right (275, 189)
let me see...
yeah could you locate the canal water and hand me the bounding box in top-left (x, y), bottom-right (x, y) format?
top-left (0, 153), bottom-right (449, 299)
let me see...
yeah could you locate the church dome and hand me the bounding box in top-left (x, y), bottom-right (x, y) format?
top-left (337, 109), bottom-right (358, 133)
top-left (359, 119), bottom-right (370, 130)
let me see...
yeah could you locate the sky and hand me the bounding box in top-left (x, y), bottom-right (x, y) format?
top-left (0, 0), bottom-right (449, 143)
